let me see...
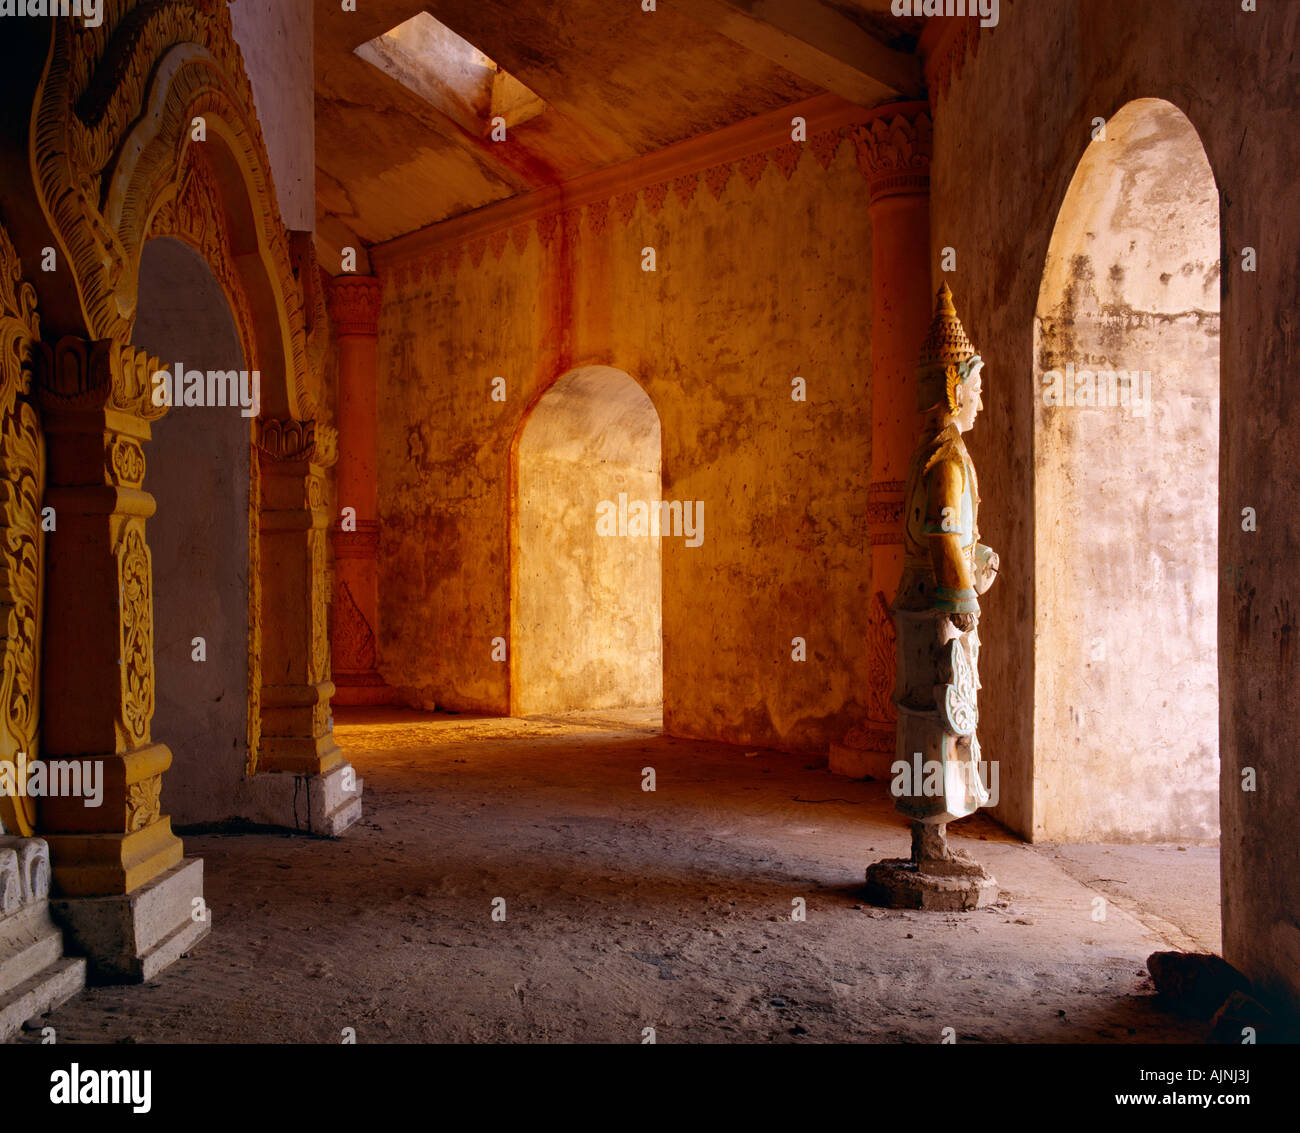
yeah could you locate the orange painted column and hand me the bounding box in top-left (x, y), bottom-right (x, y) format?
top-left (325, 275), bottom-right (389, 705)
top-left (831, 101), bottom-right (934, 778)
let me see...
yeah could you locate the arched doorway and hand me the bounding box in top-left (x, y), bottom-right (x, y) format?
top-left (132, 237), bottom-right (251, 826)
top-left (1033, 99), bottom-right (1220, 844)
top-left (513, 366), bottom-right (663, 716)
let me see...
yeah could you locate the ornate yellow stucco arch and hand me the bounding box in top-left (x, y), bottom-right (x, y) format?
top-left (29, 0), bottom-right (318, 420)
top-left (8, 2), bottom-right (341, 858)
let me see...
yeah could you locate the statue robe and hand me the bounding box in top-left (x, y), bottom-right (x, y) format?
top-left (891, 424), bottom-right (993, 823)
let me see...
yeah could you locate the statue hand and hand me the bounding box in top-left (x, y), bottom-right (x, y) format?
top-left (973, 545), bottom-right (999, 594)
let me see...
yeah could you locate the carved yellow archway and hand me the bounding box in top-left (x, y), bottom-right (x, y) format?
top-left (30, 0), bottom-right (318, 420)
top-left (7, 3), bottom-right (340, 856)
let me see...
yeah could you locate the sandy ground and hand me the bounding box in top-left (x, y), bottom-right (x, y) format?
top-left (18, 709), bottom-right (1217, 1044)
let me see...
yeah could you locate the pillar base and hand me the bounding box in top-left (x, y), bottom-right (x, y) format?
top-left (332, 670), bottom-right (393, 707)
top-left (44, 819), bottom-right (184, 898)
top-left (0, 838), bottom-right (86, 1040)
top-left (50, 857), bottom-right (209, 983)
top-left (259, 731), bottom-right (345, 776)
top-left (864, 850), bottom-right (998, 911)
top-left (828, 736), bottom-right (895, 780)
top-left (241, 762), bottom-right (363, 836)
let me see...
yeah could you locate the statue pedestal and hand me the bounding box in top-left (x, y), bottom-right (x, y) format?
top-left (865, 822), bottom-right (998, 911)
top-left (865, 851), bottom-right (998, 911)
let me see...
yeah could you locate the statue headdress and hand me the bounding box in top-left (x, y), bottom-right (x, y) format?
top-left (917, 283), bottom-right (982, 414)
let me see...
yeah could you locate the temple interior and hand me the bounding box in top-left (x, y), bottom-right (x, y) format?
top-left (0, 0), bottom-right (1296, 1046)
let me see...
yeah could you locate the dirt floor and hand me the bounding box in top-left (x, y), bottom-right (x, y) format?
top-left (18, 709), bottom-right (1218, 1044)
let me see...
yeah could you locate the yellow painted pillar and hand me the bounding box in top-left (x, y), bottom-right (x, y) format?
top-left (36, 338), bottom-right (209, 980)
top-left (255, 418), bottom-right (343, 776)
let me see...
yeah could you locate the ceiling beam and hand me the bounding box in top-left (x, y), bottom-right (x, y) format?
top-left (681, 0), bottom-right (924, 106)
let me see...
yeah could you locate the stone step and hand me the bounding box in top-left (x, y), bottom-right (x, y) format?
top-left (0, 957), bottom-right (86, 1043)
top-left (0, 903), bottom-right (66, 992)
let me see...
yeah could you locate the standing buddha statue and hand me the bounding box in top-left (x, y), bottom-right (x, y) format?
top-left (866, 283), bottom-right (999, 910)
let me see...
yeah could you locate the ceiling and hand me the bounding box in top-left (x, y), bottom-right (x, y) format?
top-left (314, 0), bottom-right (925, 266)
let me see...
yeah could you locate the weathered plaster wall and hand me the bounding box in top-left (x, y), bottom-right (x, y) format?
top-left (1034, 100), bottom-right (1220, 844)
top-left (516, 366), bottom-right (662, 714)
top-left (229, 0), bottom-right (315, 231)
top-left (134, 237), bottom-right (250, 828)
top-left (376, 136), bottom-right (874, 751)
top-left (930, 0), bottom-right (1299, 1008)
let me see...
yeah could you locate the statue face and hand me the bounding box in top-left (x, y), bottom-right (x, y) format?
top-left (954, 364), bottom-right (984, 432)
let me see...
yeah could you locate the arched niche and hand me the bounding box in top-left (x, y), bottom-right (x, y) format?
top-left (132, 236), bottom-right (250, 826)
top-left (513, 366), bottom-right (663, 716)
top-left (1033, 98), bottom-right (1220, 844)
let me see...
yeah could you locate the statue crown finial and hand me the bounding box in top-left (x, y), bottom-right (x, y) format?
top-left (919, 283), bottom-right (976, 371)
top-left (917, 284), bottom-right (982, 413)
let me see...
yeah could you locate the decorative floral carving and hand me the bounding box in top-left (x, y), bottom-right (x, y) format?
top-left (325, 276), bottom-right (383, 338)
top-left (377, 108), bottom-right (891, 293)
top-left (126, 774), bottom-right (162, 832)
top-left (737, 152), bottom-right (768, 189)
top-left (770, 142), bottom-right (802, 180)
top-left (865, 591), bottom-right (899, 725)
top-left (256, 417), bottom-right (338, 468)
top-left (810, 130), bottom-right (843, 170)
top-left (307, 473), bottom-right (326, 511)
top-left (704, 163), bottom-right (732, 200)
top-left (151, 149), bottom-right (258, 381)
top-left (332, 578), bottom-right (376, 673)
top-left (643, 182), bottom-right (670, 218)
top-left (939, 639), bottom-right (979, 737)
top-left (310, 529), bottom-right (330, 686)
top-left (109, 436), bottom-right (146, 486)
top-left (38, 338), bottom-right (166, 421)
top-left (850, 106), bottom-right (933, 201)
top-left (0, 217), bottom-right (44, 837)
top-left (118, 527), bottom-right (155, 747)
top-left (866, 478), bottom-right (906, 533)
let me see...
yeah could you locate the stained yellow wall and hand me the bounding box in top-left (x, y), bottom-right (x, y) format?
top-left (375, 138), bottom-right (874, 752)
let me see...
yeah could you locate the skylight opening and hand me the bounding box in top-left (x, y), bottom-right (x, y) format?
top-left (355, 12), bottom-right (547, 139)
